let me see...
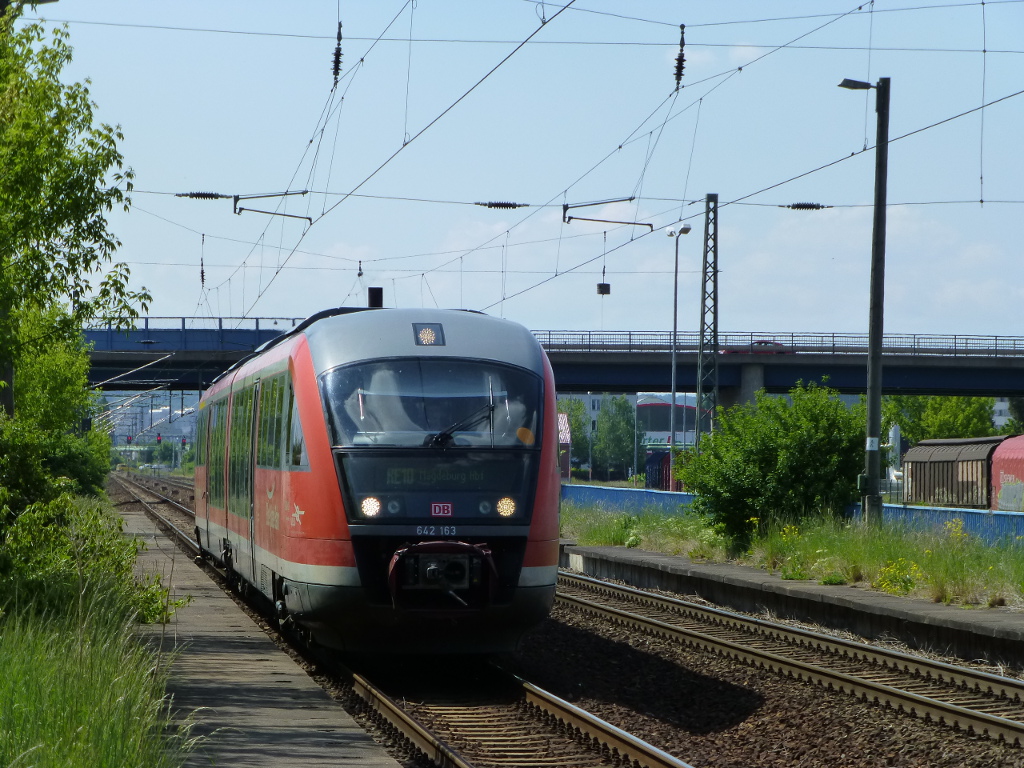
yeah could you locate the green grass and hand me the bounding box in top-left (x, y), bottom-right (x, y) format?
top-left (0, 583), bottom-right (196, 768)
top-left (561, 500), bottom-right (730, 559)
top-left (0, 493), bottom-right (196, 767)
top-left (560, 503), bottom-right (1024, 607)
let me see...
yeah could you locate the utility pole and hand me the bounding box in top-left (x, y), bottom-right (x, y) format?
top-left (695, 193), bottom-right (720, 452)
top-left (840, 77), bottom-right (890, 524)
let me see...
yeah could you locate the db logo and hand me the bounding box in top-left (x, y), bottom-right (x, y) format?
top-left (431, 502), bottom-right (453, 517)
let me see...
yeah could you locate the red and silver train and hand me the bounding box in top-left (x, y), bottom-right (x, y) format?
top-left (193, 307), bottom-right (561, 653)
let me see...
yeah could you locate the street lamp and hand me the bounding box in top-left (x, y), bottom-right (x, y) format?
top-left (666, 223), bottom-right (692, 489)
top-left (839, 76), bottom-right (890, 523)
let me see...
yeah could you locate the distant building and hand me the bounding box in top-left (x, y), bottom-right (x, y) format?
top-left (556, 391), bottom-right (698, 450)
top-left (557, 412), bottom-right (571, 479)
top-left (995, 397), bottom-right (1012, 430)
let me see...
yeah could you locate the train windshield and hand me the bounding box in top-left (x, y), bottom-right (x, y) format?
top-left (320, 359), bottom-right (542, 448)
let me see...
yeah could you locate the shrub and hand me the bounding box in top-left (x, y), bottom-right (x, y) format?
top-left (0, 416), bottom-right (109, 537)
top-left (679, 381), bottom-right (863, 549)
top-left (1, 493), bottom-right (171, 622)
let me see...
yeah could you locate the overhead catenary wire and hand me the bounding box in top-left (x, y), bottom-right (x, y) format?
top-left (480, 84), bottom-right (1024, 312)
top-left (36, 2), bottom-right (1024, 38)
top-left (979, 0), bottom-right (988, 203)
top-left (239, 0), bottom-right (579, 318)
top-left (57, 2), bottom-right (1024, 324)
top-left (406, 3), bottom-right (867, 300)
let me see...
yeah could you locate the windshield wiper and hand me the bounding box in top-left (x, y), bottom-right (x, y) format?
top-left (425, 402), bottom-right (494, 448)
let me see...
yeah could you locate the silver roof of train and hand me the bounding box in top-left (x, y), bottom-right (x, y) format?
top-left (302, 308), bottom-right (546, 376)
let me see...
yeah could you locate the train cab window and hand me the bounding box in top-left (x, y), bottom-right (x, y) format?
top-left (320, 359), bottom-right (541, 449)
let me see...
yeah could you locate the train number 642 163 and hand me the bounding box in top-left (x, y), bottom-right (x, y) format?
top-left (416, 525), bottom-right (457, 536)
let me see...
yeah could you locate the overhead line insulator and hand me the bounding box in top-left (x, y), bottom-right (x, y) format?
top-left (674, 24), bottom-right (686, 89)
top-left (476, 201), bottom-right (528, 209)
top-left (784, 202), bottom-right (832, 210)
top-left (332, 22), bottom-right (343, 87)
top-left (176, 191), bottom-right (230, 200)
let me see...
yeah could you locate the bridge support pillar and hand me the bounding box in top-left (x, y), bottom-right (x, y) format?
top-left (718, 363), bottom-right (764, 410)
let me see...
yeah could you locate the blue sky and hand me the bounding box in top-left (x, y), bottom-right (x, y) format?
top-left (22, 1), bottom-right (1024, 336)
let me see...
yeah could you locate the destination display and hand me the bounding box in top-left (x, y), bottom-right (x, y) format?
top-left (342, 453), bottom-right (529, 494)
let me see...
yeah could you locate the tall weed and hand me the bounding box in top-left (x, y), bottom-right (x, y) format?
top-left (0, 588), bottom-right (195, 768)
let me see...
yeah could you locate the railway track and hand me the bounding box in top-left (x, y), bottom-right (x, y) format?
top-left (349, 662), bottom-right (694, 768)
top-left (112, 474), bottom-right (697, 768)
top-left (113, 473), bottom-right (198, 553)
top-left (114, 473), bottom-right (1024, 754)
top-left (557, 571), bottom-right (1024, 746)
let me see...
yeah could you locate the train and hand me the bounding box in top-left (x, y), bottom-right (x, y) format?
top-left (903, 435), bottom-right (1024, 511)
top-left (192, 307), bottom-right (561, 654)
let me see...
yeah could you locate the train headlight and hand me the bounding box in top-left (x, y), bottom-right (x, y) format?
top-left (387, 499), bottom-right (403, 515)
top-left (496, 497), bottom-right (516, 517)
top-left (478, 500), bottom-right (493, 515)
top-left (361, 496), bottom-right (382, 517)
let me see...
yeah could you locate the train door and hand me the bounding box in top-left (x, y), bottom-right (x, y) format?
top-left (226, 383), bottom-right (258, 584)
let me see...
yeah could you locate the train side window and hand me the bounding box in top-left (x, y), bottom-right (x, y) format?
top-left (208, 400), bottom-right (227, 509)
top-left (286, 377), bottom-right (308, 468)
top-left (195, 409), bottom-right (207, 467)
top-left (257, 374), bottom-right (286, 469)
top-left (228, 386), bottom-right (255, 518)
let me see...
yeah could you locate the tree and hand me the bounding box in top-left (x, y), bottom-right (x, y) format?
top-left (557, 397), bottom-right (589, 467)
top-left (679, 382), bottom-right (864, 549)
top-left (12, 304), bottom-right (96, 432)
top-left (999, 397), bottom-right (1024, 435)
top-left (0, 7), bottom-right (150, 416)
top-left (1008, 397), bottom-right (1024, 424)
top-left (884, 395), bottom-right (994, 445)
top-left (592, 395), bottom-right (636, 479)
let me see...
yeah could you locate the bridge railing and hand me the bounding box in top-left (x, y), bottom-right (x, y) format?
top-left (85, 319), bottom-right (1024, 359)
top-left (85, 316), bottom-right (303, 331)
top-left (533, 330), bottom-right (1024, 357)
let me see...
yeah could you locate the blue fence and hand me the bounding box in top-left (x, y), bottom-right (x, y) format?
top-left (871, 502), bottom-right (1024, 544)
top-left (561, 484), bottom-right (1024, 545)
top-left (561, 484), bottom-right (694, 514)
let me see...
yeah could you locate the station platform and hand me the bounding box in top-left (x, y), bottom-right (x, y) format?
top-left (561, 544), bottom-right (1024, 669)
top-left (122, 505), bottom-right (400, 768)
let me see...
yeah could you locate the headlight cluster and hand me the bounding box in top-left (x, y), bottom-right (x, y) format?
top-left (478, 497), bottom-right (516, 517)
top-left (360, 496), bottom-right (405, 518)
top-left (361, 496), bottom-right (381, 517)
top-left (360, 496), bottom-right (518, 519)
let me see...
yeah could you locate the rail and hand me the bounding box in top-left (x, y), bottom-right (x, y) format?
top-left (558, 572), bottom-right (1024, 746)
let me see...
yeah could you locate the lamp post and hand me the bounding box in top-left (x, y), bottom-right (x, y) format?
top-left (666, 223), bottom-right (692, 489)
top-left (839, 76), bottom-right (890, 524)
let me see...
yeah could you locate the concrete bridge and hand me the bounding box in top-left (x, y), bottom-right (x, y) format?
top-left (85, 317), bottom-right (1024, 401)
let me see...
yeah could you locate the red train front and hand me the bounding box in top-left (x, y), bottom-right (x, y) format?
top-left (193, 307), bottom-right (560, 653)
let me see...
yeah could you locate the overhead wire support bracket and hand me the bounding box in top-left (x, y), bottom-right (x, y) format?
top-left (235, 207), bottom-right (313, 225)
top-left (561, 196), bottom-right (652, 231)
top-left (175, 189), bottom-right (311, 222)
top-left (231, 190), bottom-right (310, 216)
